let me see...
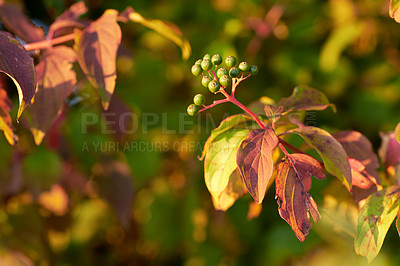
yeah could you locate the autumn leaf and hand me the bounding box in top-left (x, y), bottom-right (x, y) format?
top-left (119, 6), bottom-right (191, 60)
top-left (74, 10), bottom-right (122, 110)
top-left (200, 114), bottom-right (253, 160)
top-left (355, 186), bottom-right (400, 262)
top-left (205, 128), bottom-right (251, 208)
top-left (236, 128), bottom-right (279, 203)
top-left (26, 46), bottom-right (76, 145)
top-left (48, 1), bottom-right (89, 38)
top-left (390, 0), bottom-right (400, 23)
top-left (212, 169), bottom-right (247, 211)
top-left (0, 86), bottom-right (17, 145)
top-left (277, 85), bottom-right (336, 113)
top-left (275, 154), bottom-right (322, 241)
top-left (288, 126), bottom-right (352, 191)
top-left (0, 2), bottom-right (45, 43)
top-left (0, 31), bottom-right (36, 120)
top-left (379, 132), bottom-right (400, 168)
top-left (395, 122), bottom-right (400, 144)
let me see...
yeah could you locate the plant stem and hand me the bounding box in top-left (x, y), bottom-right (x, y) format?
top-left (199, 98), bottom-right (229, 112)
top-left (280, 139), bottom-right (304, 154)
top-left (24, 33), bottom-right (76, 51)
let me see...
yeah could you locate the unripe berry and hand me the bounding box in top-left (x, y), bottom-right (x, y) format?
top-left (229, 67), bottom-right (240, 78)
top-left (187, 104), bottom-right (199, 116)
top-left (193, 94), bottom-right (205, 106)
top-left (250, 65), bottom-right (258, 75)
top-left (201, 59), bottom-right (212, 71)
top-left (201, 76), bottom-right (212, 87)
top-left (191, 64), bottom-right (202, 76)
top-left (203, 54), bottom-right (211, 60)
top-left (225, 56), bottom-right (237, 68)
top-left (217, 68), bottom-right (228, 78)
top-left (195, 59), bottom-right (202, 65)
top-left (211, 54), bottom-right (222, 65)
top-left (219, 75), bottom-right (231, 87)
top-left (208, 80), bottom-right (220, 93)
top-left (238, 62), bottom-right (250, 72)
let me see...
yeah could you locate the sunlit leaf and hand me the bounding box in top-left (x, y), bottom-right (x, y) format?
top-left (275, 154), bottom-right (321, 242)
top-left (38, 184), bottom-right (69, 216)
top-left (379, 132), bottom-right (400, 168)
top-left (288, 127), bottom-right (352, 191)
top-left (49, 1), bottom-right (89, 38)
top-left (0, 31), bottom-right (36, 120)
top-left (74, 10), bottom-right (122, 110)
top-left (212, 169), bottom-right (247, 211)
top-left (277, 85), bottom-right (336, 113)
top-left (200, 114), bottom-right (253, 160)
top-left (0, 2), bottom-right (45, 43)
top-left (119, 6), bottom-right (191, 60)
top-left (395, 122), bottom-right (400, 144)
top-left (390, 0), bottom-right (400, 23)
top-left (26, 46), bottom-right (76, 145)
top-left (247, 201), bottom-right (263, 220)
top-left (0, 87), bottom-right (17, 144)
top-left (355, 186), bottom-right (400, 262)
top-left (205, 128), bottom-right (251, 208)
top-left (236, 128), bottom-right (279, 203)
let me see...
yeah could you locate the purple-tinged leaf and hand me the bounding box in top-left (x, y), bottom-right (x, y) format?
top-left (288, 126), bottom-right (352, 191)
top-left (48, 1), bottom-right (89, 38)
top-left (390, 0), bottom-right (400, 23)
top-left (264, 105), bottom-right (283, 124)
top-left (236, 128), bottom-right (279, 203)
top-left (201, 114), bottom-right (253, 160)
top-left (355, 186), bottom-right (400, 262)
top-left (119, 7), bottom-right (191, 60)
top-left (205, 128), bottom-right (251, 208)
top-left (0, 31), bottom-right (36, 120)
top-left (275, 154), bottom-right (321, 242)
top-left (395, 122), bottom-right (400, 144)
top-left (277, 85), bottom-right (336, 113)
top-left (379, 132), bottom-right (400, 168)
top-left (26, 46), bottom-right (76, 145)
top-left (74, 10), bottom-right (122, 110)
top-left (0, 2), bottom-right (45, 43)
top-left (0, 87), bottom-right (17, 145)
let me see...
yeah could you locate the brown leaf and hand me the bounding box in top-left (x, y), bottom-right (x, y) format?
top-left (275, 154), bottom-right (321, 241)
top-left (26, 46), bottom-right (76, 145)
top-left (0, 31), bottom-right (36, 120)
top-left (48, 1), bottom-right (89, 38)
top-left (74, 10), bottom-right (122, 110)
top-left (0, 2), bottom-right (45, 43)
top-left (236, 128), bottom-right (279, 203)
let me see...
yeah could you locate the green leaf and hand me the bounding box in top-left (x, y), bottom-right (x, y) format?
top-left (204, 128), bottom-right (251, 207)
top-left (395, 122), bottom-right (400, 144)
top-left (390, 0), bottom-right (400, 23)
top-left (355, 186), bottom-right (400, 262)
top-left (0, 31), bottom-right (36, 120)
top-left (74, 9), bottom-right (122, 110)
top-left (200, 114), bottom-right (253, 160)
top-left (119, 7), bottom-right (191, 60)
top-left (277, 85), bottom-right (336, 113)
top-left (288, 126), bottom-right (352, 191)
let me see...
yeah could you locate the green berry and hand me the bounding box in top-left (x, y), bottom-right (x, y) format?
top-left (191, 64), bottom-right (202, 76)
top-left (238, 62), bottom-right (250, 72)
top-left (193, 94), bottom-right (205, 106)
top-left (195, 59), bottom-right (202, 65)
top-left (211, 54), bottom-right (222, 65)
top-left (229, 67), bottom-right (240, 78)
top-left (250, 65), bottom-right (258, 75)
top-left (203, 54), bottom-right (211, 60)
top-left (208, 80), bottom-right (220, 93)
top-left (201, 76), bottom-right (212, 87)
top-left (225, 56), bottom-right (237, 68)
top-left (187, 104), bottom-right (199, 116)
top-left (217, 68), bottom-right (228, 78)
top-left (201, 59), bottom-right (212, 71)
top-left (219, 75), bottom-right (231, 87)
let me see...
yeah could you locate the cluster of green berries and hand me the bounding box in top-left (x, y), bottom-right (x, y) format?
top-left (188, 53), bottom-right (258, 116)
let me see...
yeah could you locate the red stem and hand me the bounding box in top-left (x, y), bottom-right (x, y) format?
top-left (199, 98), bottom-right (229, 112)
top-left (24, 33), bottom-right (76, 51)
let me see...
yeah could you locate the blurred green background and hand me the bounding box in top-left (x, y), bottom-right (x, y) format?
top-left (1, 0), bottom-right (400, 265)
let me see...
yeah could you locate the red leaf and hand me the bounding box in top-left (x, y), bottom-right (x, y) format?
top-left (0, 85), bottom-right (17, 144)
top-left (236, 128), bottom-right (279, 203)
top-left (275, 154), bottom-right (321, 241)
top-left (74, 10), bottom-right (122, 110)
top-left (0, 31), bottom-right (36, 120)
top-left (0, 2), bottom-right (45, 43)
top-left (26, 46), bottom-right (76, 145)
top-left (48, 1), bottom-right (89, 38)
top-left (290, 153), bottom-right (326, 191)
top-left (379, 132), bottom-right (400, 168)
